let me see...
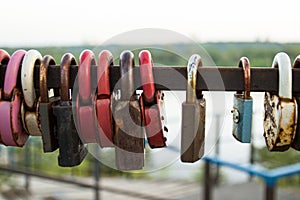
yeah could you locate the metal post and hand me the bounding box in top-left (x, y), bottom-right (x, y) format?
top-left (204, 161), bottom-right (212, 200)
top-left (24, 138), bottom-right (31, 191)
top-left (214, 114), bottom-right (220, 185)
top-left (93, 146), bottom-right (101, 200)
top-left (265, 183), bottom-right (276, 200)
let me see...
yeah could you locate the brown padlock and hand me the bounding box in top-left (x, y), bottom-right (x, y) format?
top-left (113, 50), bottom-right (144, 170)
top-left (181, 54), bottom-right (205, 163)
top-left (39, 55), bottom-right (60, 152)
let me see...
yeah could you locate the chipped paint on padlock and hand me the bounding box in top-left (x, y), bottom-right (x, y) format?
top-left (263, 52), bottom-right (297, 151)
top-left (139, 50), bottom-right (167, 148)
top-left (0, 50), bottom-right (29, 147)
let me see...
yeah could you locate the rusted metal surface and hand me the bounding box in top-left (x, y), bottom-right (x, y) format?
top-left (114, 50), bottom-right (144, 170)
top-left (264, 93), bottom-right (297, 151)
top-left (1, 64), bottom-right (300, 93)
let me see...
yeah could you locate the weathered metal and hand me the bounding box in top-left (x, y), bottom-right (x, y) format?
top-left (232, 57), bottom-right (253, 143)
top-left (52, 53), bottom-right (87, 167)
top-left (181, 54), bottom-right (205, 163)
top-left (113, 50), bottom-right (144, 170)
top-left (263, 52), bottom-right (297, 151)
top-left (39, 55), bottom-right (60, 152)
top-left (0, 50), bottom-right (28, 146)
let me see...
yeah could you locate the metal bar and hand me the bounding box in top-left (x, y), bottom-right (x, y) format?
top-left (204, 161), bottom-right (211, 200)
top-left (2, 65), bottom-right (300, 93)
top-left (265, 184), bottom-right (276, 200)
top-left (0, 165), bottom-right (168, 200)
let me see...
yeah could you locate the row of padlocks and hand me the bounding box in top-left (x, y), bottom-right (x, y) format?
top-left (0, 49), bottom-right (299, 170)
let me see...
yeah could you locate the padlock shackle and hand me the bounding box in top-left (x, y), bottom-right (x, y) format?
top-left (139, 50), bottom-right (155, 103)
top-left (120, 50), bottom-right (135, 100)
top-left (3, 50), bottom-right (26, 100)
top-left (186, 54), bottom-right (202, 103)
top-left (97, 50), bottom-right (113, 96)
top-left (60, 53), bottom-right (77, 102)
top-left (21, 50), bottom-right (43, 109)
top-left (238, 57), bottom-right (251, 99)
top-left (0, 49), bottom-right (10, 65)
top-left (78, 50), bottom-right (96, 103)
top-left (272, 52), bottom-right (292, 99)
top-left (293, 55), bottom-right (300, 69)
top-left (40, 55), bottom-right (56, 103)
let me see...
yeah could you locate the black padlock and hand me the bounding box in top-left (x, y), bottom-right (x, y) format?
top-left (292, 55), bottom-right (300, 150)
top-left (52, 53), bottom-right (87, 167)
top-left (113, 50), bottom-right (144, 170)
top-left (39, 55), bottom-right (60, 152)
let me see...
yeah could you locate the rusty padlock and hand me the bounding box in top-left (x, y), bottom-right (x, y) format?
top-left (21, 50), bottom-right (43, 136)
top-left (232, 57), bottom-right (253, 143)
top-left (181, 54), bottom-right (205, 163)
top-left (53, 53), bottom-right (87, 167)
top-left (39, 55), bottom-right (60, 152)
top-left (96, 50), bottom-right (114, 147)
top-left (139, 50), bottom-right (167, 148)
top-left (75, 49), bottom-right (98, 143)
top-left (291, 55), bottom-right (300, 150)
top-left (0, 50), bottom-right (29, 146)
top-left (113, 50), bottom-right (144, 170)
top-left (264, 52), bottom-right (297, 151)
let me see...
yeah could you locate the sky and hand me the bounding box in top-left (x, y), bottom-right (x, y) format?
top-left (1, 0), bottom-right (300, 47)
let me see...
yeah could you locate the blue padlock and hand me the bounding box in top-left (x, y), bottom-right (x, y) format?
top-left (232, 57), bottom-right (253, 143)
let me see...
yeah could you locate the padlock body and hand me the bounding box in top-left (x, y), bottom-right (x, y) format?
top-left (292, 97), bottom-right (300, 150)
top-left (53, 102), bottom-right (87, 167)
top-left (39, 96), bottom-right (60, 152)
top-left (232, 94), bottom-right (253, 143)
top-left (96, 98), bottom-right (114, 147)
top-left (114, 97), bottom-right (144, 170)
top-left (264, 93), bottom-right (297, 151)
top-left (181, 98), bottom-right (205, 163)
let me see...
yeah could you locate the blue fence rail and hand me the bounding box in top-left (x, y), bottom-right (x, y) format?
top-left (203, 156), bottom-right (300, 200)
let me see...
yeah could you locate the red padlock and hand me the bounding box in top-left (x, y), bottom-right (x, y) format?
top-left (96, 50), bottom-right (114, 147)
top-left (139, 50), bottom-right (167, 148)
top-left (76, 49), bottom-right (98, 143)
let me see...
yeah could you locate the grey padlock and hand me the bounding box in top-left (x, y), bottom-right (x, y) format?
top-left (181, 54), bottom-right (205, 163)
top-left (113, 50), bottom-right (144, 170)
top-left (39, 55), bottom-right (60, 152)
top-left (232, 57), bottom-right (253, 143)
top-left (264, 52), bottom-right (298, 151)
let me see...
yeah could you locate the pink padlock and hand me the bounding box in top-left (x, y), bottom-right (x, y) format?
top-left (76, 49), bottom-right (98, 143)
top-left (0, 50), bottom-right (29, 146)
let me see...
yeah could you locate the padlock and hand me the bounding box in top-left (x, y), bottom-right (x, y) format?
top-left (52, 53), bottom-right (87, 167)
top-left (181, 54), bottom-right (205, 163)
top-left (291, 55), bottom-right (300, 150)
top-left (39, 55), bottom-right (60, 152)
top-left (75, 49), bottom-right (98, 143)
top-left (139, 50), bottom-right (167, 148)
top-left (96, 50), bottom-right (114, 147)
top-left (264, 52), bottom-right (297, 151)
top-left (113, 50), bottom-right (144, 170)
top-left (21, 50), bottom-right (43, 136)
top-left (232, 57), bottom-right (253, 143)
top-left (0, 50), bottom-right (29, 146)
